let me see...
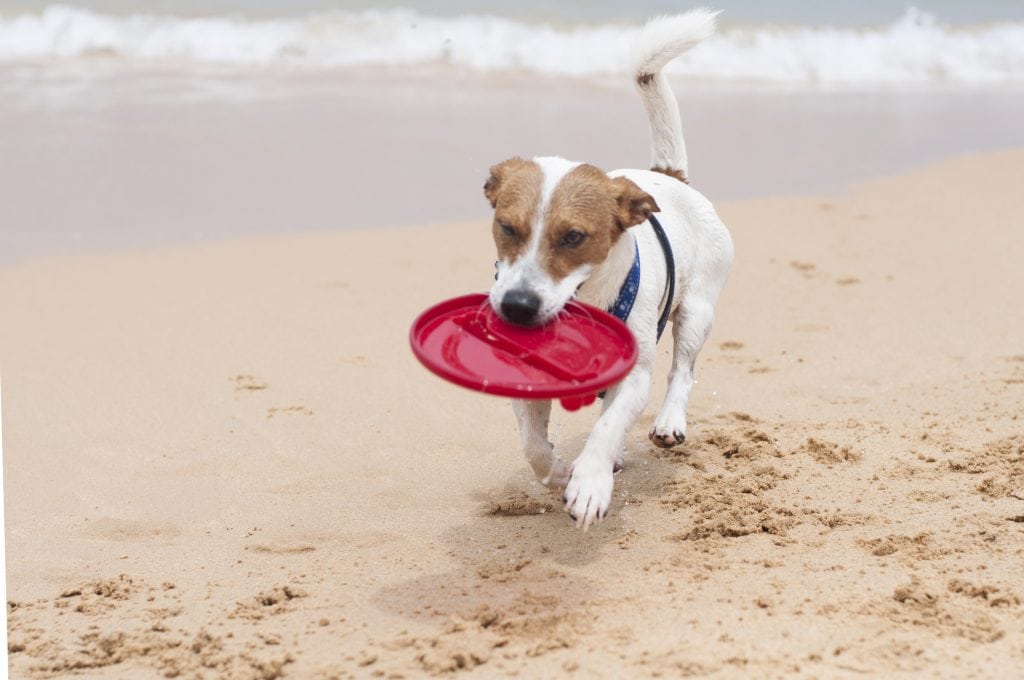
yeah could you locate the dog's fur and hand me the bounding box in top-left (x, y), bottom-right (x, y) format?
top-left (484, 11), bottom-right (734, 530)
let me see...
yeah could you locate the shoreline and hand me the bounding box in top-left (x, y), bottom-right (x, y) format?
top-left (3, 75), bottom-right (1024, 266)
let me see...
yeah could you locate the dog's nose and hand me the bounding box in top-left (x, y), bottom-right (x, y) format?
top-left (500, 289), bottom-right (542, 326)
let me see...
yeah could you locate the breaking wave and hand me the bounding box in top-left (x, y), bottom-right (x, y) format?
top-left (1, 5), bottom-right (1023, 86)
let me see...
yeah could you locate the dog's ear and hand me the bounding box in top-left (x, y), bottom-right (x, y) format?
top-left (611, 177), bottom-right (660, 230)
top-left (484, 157), bottom-right (528, 208)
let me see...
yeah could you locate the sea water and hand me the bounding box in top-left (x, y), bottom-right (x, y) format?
top-left (0, 1), bottom-right (1022, 86)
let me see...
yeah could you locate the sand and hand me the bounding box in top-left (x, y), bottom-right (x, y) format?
top-left (2, 148), bottom-right (1024, 678)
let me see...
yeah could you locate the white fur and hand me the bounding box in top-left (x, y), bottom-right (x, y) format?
top-left (488, 12), bottom-right (733, 530)
top-left (631, 9), bottom-right (718, 178)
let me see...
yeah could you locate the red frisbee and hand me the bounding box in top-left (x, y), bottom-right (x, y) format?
top-left (409, 293), bottom-right (638, 411)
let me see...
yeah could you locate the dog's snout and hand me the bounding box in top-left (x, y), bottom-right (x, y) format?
top-left (500, 289), bottom-right (542, 326)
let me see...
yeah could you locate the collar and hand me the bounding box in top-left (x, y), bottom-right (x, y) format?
top-left (607, 214), bottom-right (675, 342)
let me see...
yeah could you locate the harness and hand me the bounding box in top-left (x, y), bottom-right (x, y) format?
top-left (607, 213), bottom-right (675, 342)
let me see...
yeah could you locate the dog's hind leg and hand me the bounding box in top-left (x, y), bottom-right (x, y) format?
top-left (649, 296), bottom-right (716, 448)
top-left (513, 399), bottom-right (570, 489)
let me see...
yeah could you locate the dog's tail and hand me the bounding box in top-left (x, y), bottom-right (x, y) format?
top-left (630, 10), bottom-right (718, 184)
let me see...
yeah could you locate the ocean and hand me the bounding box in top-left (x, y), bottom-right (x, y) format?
top-left (4, 0), bottom-right (1024, 24)
top-left (1, 2), bottom-right (1023, 87)
top-left (2, 3), bottom-right (1024, 262)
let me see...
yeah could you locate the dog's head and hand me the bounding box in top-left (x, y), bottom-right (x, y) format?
top-left (484, 156), bottom-right (659, 326)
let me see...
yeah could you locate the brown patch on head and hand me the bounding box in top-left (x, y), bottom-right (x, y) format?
top-left (636, 72), bottom-right (654, 86)
top-left (484, 157), bottom-right (542, 263)
top-left (651, 165), bottom-right (689, 184)
top-left (540, 165), bottom-right (659, 281)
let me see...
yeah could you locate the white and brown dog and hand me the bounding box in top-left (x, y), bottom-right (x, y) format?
top-left (484, 10), bottom-right (733, 530)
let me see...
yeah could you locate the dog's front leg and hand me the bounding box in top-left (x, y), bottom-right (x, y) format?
top-left (563, 362), bottom-right (653, 530)
top-left (513, 399), bottom-right (570, 489)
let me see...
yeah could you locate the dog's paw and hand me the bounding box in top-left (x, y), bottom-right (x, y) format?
top-left (649, 418), bottom-right (687, 449)
top-left (649, 429), bottom-right (686, 449)
top-left (539, 458), bottom-right (571, 490)
top-left (562, 459), bottom-right (614, 530)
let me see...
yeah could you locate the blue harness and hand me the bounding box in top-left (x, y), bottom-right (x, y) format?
top-left (608, 213), bottom-right (675, 342)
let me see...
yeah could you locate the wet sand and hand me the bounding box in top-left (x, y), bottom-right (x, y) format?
top-left (2, 73), bottom-right (1024, 263)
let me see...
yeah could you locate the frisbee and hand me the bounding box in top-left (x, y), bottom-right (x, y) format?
top-left (409, 293), bottom-right (638, 411)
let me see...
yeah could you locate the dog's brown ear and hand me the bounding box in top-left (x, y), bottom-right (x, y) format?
top-left (484, 157), bottom-right (529, 208)
top-left (611, 177), bottom-right (660, 230)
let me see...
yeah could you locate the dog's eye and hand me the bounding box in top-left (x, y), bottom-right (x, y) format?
top-left (560, 229), bottom-right (587, 248)
top-left (498, 222), bottom-right (518, 239)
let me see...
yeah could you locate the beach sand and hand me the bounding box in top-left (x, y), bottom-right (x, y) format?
top-left (3, 146), bottom-right (1024, 677)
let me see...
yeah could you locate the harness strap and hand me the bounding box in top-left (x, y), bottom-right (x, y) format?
top-left (607, 239), bottom-right (640, 322)
top-left (648, 213), bottom-right (675, 341)
top-left (607, 215), bottom-right (675, 342)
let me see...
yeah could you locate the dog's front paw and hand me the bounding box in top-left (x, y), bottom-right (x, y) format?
top-left (649, 419), bottom-right (687, 449)
top-left (562, 459), bottom-right (614, 530)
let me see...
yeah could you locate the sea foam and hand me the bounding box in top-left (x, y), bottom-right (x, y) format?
top-left (1, 5), bottom-right (1022, 86)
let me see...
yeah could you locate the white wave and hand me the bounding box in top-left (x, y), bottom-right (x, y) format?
top-left (1, 5), bottom-right (1023, 86)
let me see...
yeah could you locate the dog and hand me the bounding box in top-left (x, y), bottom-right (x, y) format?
top-left (484, 10), bottom-right (733, 530)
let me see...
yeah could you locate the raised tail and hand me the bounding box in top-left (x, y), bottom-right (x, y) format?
top-left (630, 10), bottom-right (718, 184)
